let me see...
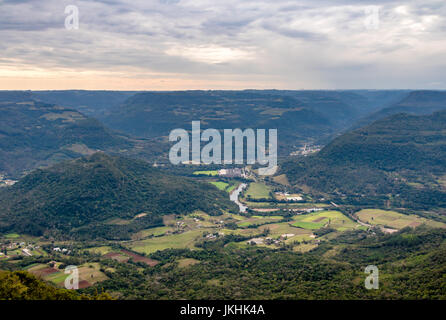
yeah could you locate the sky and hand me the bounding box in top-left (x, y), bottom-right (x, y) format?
top-left (1, 0), bottom-right (446, 90)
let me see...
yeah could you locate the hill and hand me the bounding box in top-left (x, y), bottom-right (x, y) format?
top-left (253, 90), bottom-right (409, 128)
top-left (0, 153), bottom-right (237, 239)
top-left (0, 270), bottom-right (111, 300)
top-left (103, 90), bottom-right (411, 155)
top-left (0, 90), bottom-right (412, 159)
top-left (354, 90), bottom-right (446, 128)
top-left (0, 100), bottom-right (166, 178)
top-left (281, 110), bottom-right (446, 212)
top-left (31, 90), bottom-right (137, 118)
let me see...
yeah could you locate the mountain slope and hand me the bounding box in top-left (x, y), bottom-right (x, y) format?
top-left (354, 90), bottom-right (446, 128)
top-left (31, 90), bottom-right (137, 118)
top-left (281, 110), bottom-right (446, 211)
top-left (103, 90), bottom-right (412, 155)
top-left (0, 100), bottom-right (167, 178)
top-left (0, 153), bottom-right (237, 239)
top-left (102, 90), bottom-right (334, 154)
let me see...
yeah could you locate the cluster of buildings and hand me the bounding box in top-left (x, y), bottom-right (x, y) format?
top-left (204, 232), bottom-right (224, 240)
top-left (274, 192), bottom-right (303, 202)
top-left (53, 247), bottom-right (71, 255)
top-left (290, 144), bottom-right (321, 156)
top-left (1, 241), bottom-right (40, 258)
top-left (247, 233), bottom-right (320, 247)
top-left (247, 234), bottom-right (299, 246)
top-left (218, 168), bottom-right (246, 178)
top-left (0, 174), bottom-right (17, 187)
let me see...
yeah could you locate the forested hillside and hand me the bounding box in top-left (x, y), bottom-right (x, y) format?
top-left (0, 100), bottom-right (166, 178)
top-left (0, 153), bottom-right (237, 239)
top-left (355, 90), bottom-right (446, 128)
top-left (281, 111), bottom-right (446, 211)
top-left (0, 270), bottom-right (111, 300)
top-left (95, 227), bottom-right (446, 299)
top-left (102, 91), bottom-right (337, 154)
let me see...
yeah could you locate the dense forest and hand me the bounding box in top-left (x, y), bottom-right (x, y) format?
top-left (281, 111), bottom-right (446, 211)
top-left (0, 153), bottom-right (238, 240)
top-left (0, 270), bottom-right (111, 300)
top-left (0, 99), bottom-right (166, 178)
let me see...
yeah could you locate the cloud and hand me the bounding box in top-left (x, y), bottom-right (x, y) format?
top-left (0, 0), bottom-right (446, 89)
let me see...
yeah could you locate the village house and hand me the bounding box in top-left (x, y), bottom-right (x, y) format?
top-left (218, 168), bottom-right (245, 178)
top-left (247, 238), bottom-right (264, 245)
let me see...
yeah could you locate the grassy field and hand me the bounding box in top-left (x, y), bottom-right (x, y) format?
top-left (209, 180), bottom-right (239, 193)
top-left (293, 243), bottom-right (318, 253)
top-left (76, 263), bottom-right (108, 285)
top-left (291, 210), bottom-right (360, 231)
top-left (223, 221), bottom-right (314, 242)
top-left (227, 184), bottom-right (238, 193)
top-left (4, 233), bottom-right (20, 239)
top-left (356, 209), bottom-right (446, 230)
top-left (46, 262), bottom-right (108, 287)
top-left (23, 263), bottom-right (43, 270)
top-left (241, 200), bottom-right (329, 209)
top-left (193, 170), bottom-right (219, 176)
top-left (244, 182), bottom-right (272, 199)
top-left (128, 229), bottom-right (209, 254)
top-left (236, 215), bottom-right (283, 227)
top-left (106, 218), bottom-right (131, 225)
top-left (258, 222), bottom-right (313, 238)
top-left (133, 226), bottom-right (174, 239)
top-left (85, 246), bottom-right (113, 255)
top-left (177, 258), bottom-right (200, 268)
top-left (220, 228), bottom-right (260, 237)
top-left (209, 181), bottom-right (229, 191)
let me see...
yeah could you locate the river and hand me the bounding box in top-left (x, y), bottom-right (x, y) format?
top-left (230, 183), bottom-right (248, 213)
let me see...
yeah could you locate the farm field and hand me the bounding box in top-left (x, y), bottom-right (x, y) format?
top-left (220, 228), bottom-right (261, 237)
top-left (103, 251), bottom-right (129, 263)
top-left (293, 243), bottom-right (318, 253)
top-left (236, 215), bottom-right (283, 227)
top-left (226, 184), bottom-right (238, 193)
top-left (272, 174), bottom-right (290, 186)
top-left (128, 229), bottom-right (210, 254)
top-left (257, 222), bottom-right (313, 239)
top-left (4, 233), bottom-right (20, 239)
top-left (1, 233), bottom-right (39, 242)
top-left (244, 182), bottom-right (272, 199)
top-left (291, 210), bottom-right (360, 231)
top-left (193, 170), bottom-right (219, 176)
top-left (133, 226), bottom-right (174, 239)
top-left (26, 261), bottom-right (108, 288)
top-left (208, 180), bottom-right (239, 193)
top-left (210, 181), bottom-right (229, 191)
top-left (356, 209), bottom-right (446, 230)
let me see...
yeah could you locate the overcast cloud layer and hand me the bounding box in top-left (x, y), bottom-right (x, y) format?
top-left (1, 0), bottom-right (445, 90)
